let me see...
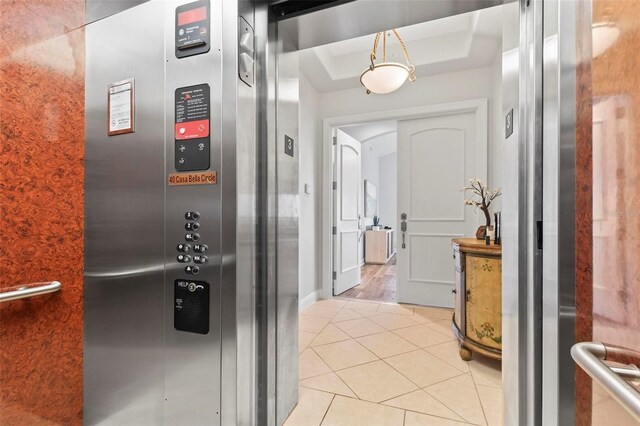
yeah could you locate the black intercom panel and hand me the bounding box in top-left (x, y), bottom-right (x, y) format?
top-left (175, 84), bottom-right (210, 171)
top-left (175, 1), bottom-right (211, 58)
top-left (174, 279), bottom-right (210, 335)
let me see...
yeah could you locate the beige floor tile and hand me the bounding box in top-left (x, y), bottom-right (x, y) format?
top-left (303, 304), bottom-right (344, 319)
top-left (313, 299), bottom-right (348, 309)
top-left (404, 411), bottom-right (469, 426)
top-left (377, 304), bottom-right (415, 316)
top-left (385, 350), bottom-right (465, 387)
top-left (424, 341), bottom-right (470, 372)
top-left (414, 306), bottom-right (454, 321)
top-left (424, 319), bottom-right (454, 336)
top-left (425, 374), bottom-right (486, 425)
top-left (299, 348), bottom-right (333, 380)
top-left (476, 384), bottom-right (502, 426)
top-left (284, 387), bottom-right (334, 426)
top-left (300, 372), bottom-right (357, 398)
top-left (336, 360), bottom-right (418, 403)
top-left (592, 396), bottom-right (640, 426)
top-left (469, 356), bottom-right (502, 388)
top-left (382, 389), bottom-right (464, 422)
top-left (392, 325), bottom-right (455, 348)
top-left (367, 313), bottom-right (421, 330)
top-left (343, 300), bottom-right (381, 313)
top-left (311, 324), bottom-right (352, 347)
top-left (300, 315), bottom-right (332, 333)
top-left (321, 395), bottom-right (405, 426)
top-left (334, 317), bottom-right (386, 338)
top-left (300, 331), bottom-right (319, 354)
top-left (356, 332), bottom-right (419, 358)
top-left (330, 308), bottom-right (363, 323)
top-left (314, 340), bottom-right (378, 371)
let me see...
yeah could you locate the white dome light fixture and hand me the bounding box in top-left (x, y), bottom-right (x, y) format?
top-left (360, 29), bottom-right (416, 95)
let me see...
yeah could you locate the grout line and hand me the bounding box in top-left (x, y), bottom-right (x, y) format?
top-left (318, 393), bottom-right (336, 426)
top-left (472, 379), bottom-right (491, 426)
top-left (400, 407), bottom-right (470, 424)
top-left (423, 376), bottom-right (485, 426)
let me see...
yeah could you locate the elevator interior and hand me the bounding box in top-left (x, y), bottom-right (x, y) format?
top-left (82, 0), bottom-right (521, 425)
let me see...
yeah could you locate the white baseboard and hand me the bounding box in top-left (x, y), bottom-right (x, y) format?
top-left (299, 290), bottom-right (320, 312)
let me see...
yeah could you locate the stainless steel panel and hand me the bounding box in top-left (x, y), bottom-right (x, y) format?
top-left (220, 0), bottom-right (259, 424)
top-left (275, 20), bottom-right (300, 426)
top-left (279, 0), bottom-right (504, 50)
top-left (84, 2), bottom-right (166, 424)
top-left (500, 1), bottom-right (525, 424)
top-left (541, 0), bottom-right (578, 424)
top-left (163, 1), bottom-right (222, 424)
top-left (86, 0), bottom-right (150, 24)
top-left (256, 5), bottom-right (279, 424)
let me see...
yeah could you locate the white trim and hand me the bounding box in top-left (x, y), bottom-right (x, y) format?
top-left (299, 290), bottom-right (320, 312)
top-left (322, 99), bottom-right (488, 301)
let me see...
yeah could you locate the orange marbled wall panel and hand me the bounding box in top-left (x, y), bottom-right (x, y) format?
top-left (0, 1), bottom-right (85, 424)
top-left (589, 0), bottom-right (640, 424)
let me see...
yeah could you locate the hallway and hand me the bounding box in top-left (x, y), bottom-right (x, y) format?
top-left (291, 299), bottom-right (502, 425)
top-left (339, 255), bottom-right (397, 302)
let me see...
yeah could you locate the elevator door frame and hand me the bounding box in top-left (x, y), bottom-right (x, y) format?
top-left (264, 0), bottom-right (544, 425)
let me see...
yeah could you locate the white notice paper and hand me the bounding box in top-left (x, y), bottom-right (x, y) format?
top-left (108, 80), bottom-right (134, 134)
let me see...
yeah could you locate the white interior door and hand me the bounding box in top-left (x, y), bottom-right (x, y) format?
top-left (397, 109), bottom-right (485, 307)
top-left (333, 129), bottom-right (362, 295)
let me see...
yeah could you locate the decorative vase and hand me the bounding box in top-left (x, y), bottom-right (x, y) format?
top-left (476, 225), bottom-right (487, 240)
top-left (372, 226), bottom-right (381, 231)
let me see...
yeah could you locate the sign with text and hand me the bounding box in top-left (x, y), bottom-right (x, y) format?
top-left (108, 78), bottom-right (134, 136)
top-left (168, 171), bottom-right (217, 186)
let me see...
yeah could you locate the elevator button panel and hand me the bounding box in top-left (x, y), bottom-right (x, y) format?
top-left (175, 1), bottom-right (211, 58)
top-left (175, 84), bottom-right (210, 172)
top-left (193, 255), bottom-right (208, 264)
top-left (185, 265), bottom-right (200, 275)
top-left (193, 244), bottom-right (208, 253)
top-left (185, 232), bottom-right (200, 242)
top-left (185, 222), bottom-right (200, 231)
top-left (177, 243), bottom-right (191, 253)
top-left (175, 280), bottom-right (209, 334)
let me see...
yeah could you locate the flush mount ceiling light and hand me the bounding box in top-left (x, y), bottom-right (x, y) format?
top-left (360, 29), bottom-right (416, 95)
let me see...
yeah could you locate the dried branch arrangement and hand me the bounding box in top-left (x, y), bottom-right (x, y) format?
top-left (461, 178), bottom-right (502, 227)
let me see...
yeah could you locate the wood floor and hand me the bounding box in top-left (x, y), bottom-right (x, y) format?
top-left (338, 255), bottom-right (396, 302)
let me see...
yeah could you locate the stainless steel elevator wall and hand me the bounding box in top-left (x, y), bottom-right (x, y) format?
top-left (84, 0), bottom-right (279, 424)
top-left (84, 2), bottom-right (166, 424)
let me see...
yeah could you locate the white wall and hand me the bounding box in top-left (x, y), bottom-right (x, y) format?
top-left (298, 73), bottom-right (322, 304)
top-left (378, 151), bottom-right (398, 233)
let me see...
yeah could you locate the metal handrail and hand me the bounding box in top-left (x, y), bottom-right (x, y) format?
top-left (0, 281), bottom-right (61, 303)
top-left (571, 342), bottom-right (640, 422)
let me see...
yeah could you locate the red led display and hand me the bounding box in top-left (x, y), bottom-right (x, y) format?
top-left (178, 6), bottom-right (206, 26)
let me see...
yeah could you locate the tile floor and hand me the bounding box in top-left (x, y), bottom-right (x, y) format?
top-left (289, 298), bottom-right (503, 426)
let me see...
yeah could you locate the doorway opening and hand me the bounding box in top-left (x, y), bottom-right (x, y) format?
top-left (294, 3), bottom-right (506, 425)
top-left (333, 121), bottom-right (398, 302)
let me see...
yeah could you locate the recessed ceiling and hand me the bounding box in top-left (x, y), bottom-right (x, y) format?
top-left (300, 5), bottom-right (503, 93)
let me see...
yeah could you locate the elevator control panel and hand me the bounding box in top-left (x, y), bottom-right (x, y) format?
top-left (175, 1), bottom-right (211, 58)
top-left (174, 280), bottom-right (210, 334)
top-left (175, 84), bottom-right (210, 171)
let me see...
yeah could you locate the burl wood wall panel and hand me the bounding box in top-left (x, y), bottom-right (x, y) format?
top-left (588, 0), bottom-right (640, 424)
top-left (0, 1), bottom-right (85, 424)
top-left (574, 1), bottom-right (593, 424)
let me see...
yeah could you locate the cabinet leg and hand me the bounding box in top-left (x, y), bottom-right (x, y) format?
top-left (459, 345), bottom-right (472, 361)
